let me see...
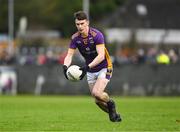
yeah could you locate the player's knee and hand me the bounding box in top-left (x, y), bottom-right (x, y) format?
top-left (93, 93), bottom-right (104, 101)
top-left (91, 90), bottom-right (101, 99)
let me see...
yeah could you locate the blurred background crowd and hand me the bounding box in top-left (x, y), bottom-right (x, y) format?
top-left (0, 45), bottom-right (179, 66)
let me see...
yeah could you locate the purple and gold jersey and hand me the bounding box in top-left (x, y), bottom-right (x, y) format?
top-left (69, 27), bottom-right (112, 72)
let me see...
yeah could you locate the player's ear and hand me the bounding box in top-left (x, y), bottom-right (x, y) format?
top-left (87, 20), bottom-right (89, 26)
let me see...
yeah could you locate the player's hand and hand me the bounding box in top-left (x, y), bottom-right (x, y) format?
top-left (79, 65), bottom-right (90, 80)
top-left (62, 65), bottom-right (68, 79)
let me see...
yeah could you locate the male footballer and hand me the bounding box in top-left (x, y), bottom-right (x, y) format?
top-left (63, 11), bottom-right (122, 122)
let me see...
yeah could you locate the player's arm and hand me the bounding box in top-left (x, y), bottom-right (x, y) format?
top-left (64, 48), bottom-right (76, 67)
top-left (63, 48), bottom-right (75, 79)
top-left (88, 44), bottom-right (105, 68)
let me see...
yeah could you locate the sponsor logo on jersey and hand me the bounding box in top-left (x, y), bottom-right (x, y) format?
top-left (76, 41), bottom-right (81, 44)
top-left (86, 47), bottom-right (90, 51)
top-left (89, 37), bottom-right (94, 44)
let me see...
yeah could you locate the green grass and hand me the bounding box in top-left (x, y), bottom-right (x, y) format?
top-left (0, 96), bottom-right (180, 131)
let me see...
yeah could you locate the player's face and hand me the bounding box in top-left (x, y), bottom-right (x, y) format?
top-left (75, 19), bottom-right (89, 35)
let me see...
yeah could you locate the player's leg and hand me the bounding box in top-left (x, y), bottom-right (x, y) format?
top-left (87, 70), bottom-right (121, 122)
top-left (88, 83), bottom-right (109, 113)
top-left (90, 68), bottom-right (112, 103)
top-left (95, 99), bottom-right (108, 113)
top-left (88, 81), bottom-right (109, 113)
top-left (91, 78), bottom-right (121, 122)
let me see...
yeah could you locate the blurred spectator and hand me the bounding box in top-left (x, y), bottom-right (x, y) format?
top-left (136, 48), bottom-right (146, 64)
top-left (0, 50), bottom-right (7, 65)
top-left (37, 53), bottom-right (47, 65)
top-left (26, 54), bottom-right (35, 65)
top-left (115, 47), bottom-right (131, 64)
top-left (46, 50), bottom-right (57, 64)
top-left (146, 47), bottom-right (157, 64)
top-left (0, 50), bottom-right (15, 65)
top-left (57, 51), bottom-right (67, 64)
top-left (122, 48), bottom-right (146, 64)
top-left (156, 50), bottom-right (170, 64)
top-left (168, 49), bottom-right (178, 64)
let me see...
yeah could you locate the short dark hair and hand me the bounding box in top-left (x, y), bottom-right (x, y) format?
top-left (74, 11), bottom-right (88, 20)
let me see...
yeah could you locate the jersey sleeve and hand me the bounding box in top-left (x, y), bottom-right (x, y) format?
top-left (69, 38), bottom-right (77, 49)
top-left (94, 32), bottom-right (105, 45)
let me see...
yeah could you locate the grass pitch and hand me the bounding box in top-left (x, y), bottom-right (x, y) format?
top-left (0, 96), bottom-right (180, 131)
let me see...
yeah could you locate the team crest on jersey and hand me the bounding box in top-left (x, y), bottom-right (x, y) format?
top-left (83, 38), bottom-right (88, 45)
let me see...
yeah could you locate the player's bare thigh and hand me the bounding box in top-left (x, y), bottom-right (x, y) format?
top-left (88, 78), bottom-right (110, 103)
top-left (91, 78), bottom-right (109, 95)
top-left (87, 68), bottom-right (111, 94)
top-left (88, 78), bottom-right (109, 95)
